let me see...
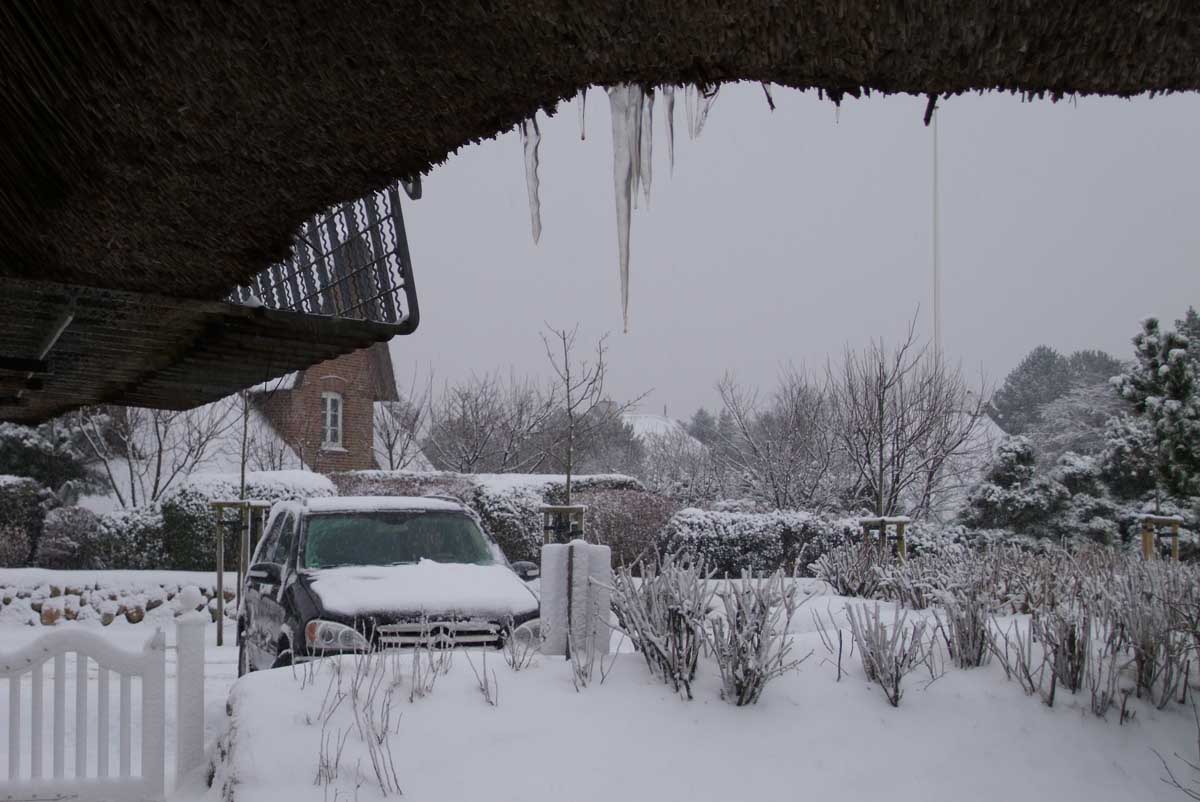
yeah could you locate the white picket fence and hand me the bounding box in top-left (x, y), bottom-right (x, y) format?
top-left (1, 616), bottom-right (207, 802)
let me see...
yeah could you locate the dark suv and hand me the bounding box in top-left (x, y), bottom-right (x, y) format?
top-left (237, 496), bottom-right (539, 675)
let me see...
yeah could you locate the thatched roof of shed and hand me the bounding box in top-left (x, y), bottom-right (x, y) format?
top-left (3, 1), bottom-right (1199, 301)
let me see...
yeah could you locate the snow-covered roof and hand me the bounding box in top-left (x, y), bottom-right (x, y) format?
top-left (246, 372), bottom-right (300, 394)
top-left (303, 496), bottom-right (466, 514)
top-left (622, 412), bottom-right (688, 439)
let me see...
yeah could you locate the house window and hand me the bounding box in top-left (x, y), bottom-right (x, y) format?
top-left (320, 392), bottom-right (343, 449)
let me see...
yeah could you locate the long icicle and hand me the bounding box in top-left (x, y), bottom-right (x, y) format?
top-left (639, 90), bottom-right (654, 206)
top-left (663, 85), bottom-right (676, 174)
top-left (519, 116), bottom-right (542, 243)
top-left (608, 85), bottom-right (640, 332)
top-left (578, 87), bottom-right (587, 141)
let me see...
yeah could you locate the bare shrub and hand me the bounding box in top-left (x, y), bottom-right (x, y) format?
top-left (932, 582), bottom-right (992, 669)
top-left (812, 543), bottom-right (890, 598)
top-left (609, 553), bottom-right (715, 699)
top-left (707, 569), bottom-right (811, 705)
top-left (846, 603), bottom-right (930, 707)
top-left (463, 648), bottom-right (500, 706)
top-left (501, 616), bottom-right (541, 672)
top-left (987, 616), bottom-right (1045, 698)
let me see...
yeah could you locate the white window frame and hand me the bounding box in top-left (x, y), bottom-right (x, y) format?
top-left (320, 391), bottom-right (344, 450)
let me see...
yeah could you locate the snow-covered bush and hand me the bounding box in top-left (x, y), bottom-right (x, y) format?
top-left (961, 437), bottom-right (1070, 537)
top-left (0, 475), bottom-right (55, 566)
top-left (658, 508), bottom-right (854, 577)
top-left (610, 553), bottom-right (714, 699)
top-left (1097, 414), bottom-right (1158, 500)
top-left (707, 568), bottom-right (808, 705)
top-left (572, 487), bottom-right (680, 567)
top-left (160, 470), bottom-right (336, 570)
top-left (93, 506), bottom-right (166, 569)
top-left (35, 506), bottom-right (101, 569)
top-left (846, 603), bottom-right (930, 707)
top-left (470, 481), bottom-right (544, 563)
top-left (932, 578), bottom-right (992, 669)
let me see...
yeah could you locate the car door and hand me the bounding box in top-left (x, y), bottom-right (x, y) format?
top-left (257, 510), bottom-right (298, 665)
top-left (244, 505), bottom-right (286, 666)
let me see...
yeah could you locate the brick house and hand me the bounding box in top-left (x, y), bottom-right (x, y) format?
top-left (250, 342), bottom-right (400, 473)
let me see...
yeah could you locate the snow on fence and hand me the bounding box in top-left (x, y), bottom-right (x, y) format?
top-left (1, 616), bottom-right (206, 801)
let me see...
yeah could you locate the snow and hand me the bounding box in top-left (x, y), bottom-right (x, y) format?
top-left (246, 372), bottom-right (299, 394)
top-left (201, 587), bottom-right (1198, 802)
top-left (303, 495), bottom-right (465, 514)
top-left (306, 561), bottom-right (538, 619)
top-left (179, 470), bottom-right (335, 499)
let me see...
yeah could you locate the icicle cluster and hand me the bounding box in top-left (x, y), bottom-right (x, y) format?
top-left (516, 83), bottom-right (723, 332)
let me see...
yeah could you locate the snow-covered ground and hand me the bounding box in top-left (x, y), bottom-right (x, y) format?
top-left (3, 588), bottom-right (1197, 802)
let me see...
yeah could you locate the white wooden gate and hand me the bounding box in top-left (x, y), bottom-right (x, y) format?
top-left (2, 629), bottom-right (167, 802)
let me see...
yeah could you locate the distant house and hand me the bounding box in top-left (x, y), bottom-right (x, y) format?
top-left (250, 343), bottom-right (406, 473)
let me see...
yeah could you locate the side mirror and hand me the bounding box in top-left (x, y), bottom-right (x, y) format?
top-left (511, 561), bottom-right (540, 582)
top-left (248, 562), bottom-right (282, 584)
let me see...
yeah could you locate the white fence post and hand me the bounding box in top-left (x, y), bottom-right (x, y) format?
top-left (540, 539), bottom-right (612, 657)
top-left (141, 629), bottom-right (167, 800)
top-left (175, 613), bottom-right (208, 782)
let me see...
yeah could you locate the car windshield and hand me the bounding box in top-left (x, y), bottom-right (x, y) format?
top-left (302, 510), bottom-right (497, 569)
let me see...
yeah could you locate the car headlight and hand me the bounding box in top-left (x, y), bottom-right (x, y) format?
top-left (304, 620), bottom-right (370, 652)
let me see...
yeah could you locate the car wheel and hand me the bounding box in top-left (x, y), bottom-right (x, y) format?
top-left (237, 638), bottom-right (253, 677)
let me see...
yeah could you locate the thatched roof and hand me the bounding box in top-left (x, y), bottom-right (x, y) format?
top-left (1, 2), bottom-right (1197, 423)
top-left (4, 2), bottom-right (1199, 300)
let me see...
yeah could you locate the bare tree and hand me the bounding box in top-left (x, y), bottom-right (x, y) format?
top-left (491, 373), bottom-right (558, 473)
top-left (715, 367), bottom-right (839, 510)
top-left (423, 373), bottom-right (504, 473)
top-left (540, 324), bottom-right (646, 503)
top-left (374, 370), bottom-right (434, 471)
top-left (73, 400), bottom-right (240, 507)
top-left (827, 321), bottom-right (988, 518)
top-left (638, 428), bottom-right (724, 504)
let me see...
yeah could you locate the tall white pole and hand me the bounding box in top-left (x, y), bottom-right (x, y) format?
top-left (932, 109), bottom-right (943, 362)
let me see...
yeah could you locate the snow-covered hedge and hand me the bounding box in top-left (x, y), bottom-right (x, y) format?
top-left (94, 506), bottom-right (167, 570)
top-left (329, 471), bottom-right (644, 562)
top-left (35, 506), bottom-right (101, 569)
top-left (573, 488), bottom-right (681, 566)
top-left (0, 475), bottom-right (55, 567)
top-left (657, 508), bottom-right (859, 576)
top-left (160, 471), bottom-right (336, 571)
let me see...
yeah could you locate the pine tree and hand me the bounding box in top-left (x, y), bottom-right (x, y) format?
top-left (1067, 349), bottom-right (1124, 387)
top-left (989, 346), bottom-right (1072, 434)
top-left (686, 407), bottom-right (718, 445)
top-left (1116, 316), bottom-right (1200, 498)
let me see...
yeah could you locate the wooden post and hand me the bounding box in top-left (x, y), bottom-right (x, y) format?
top-left (1141, 519), bottom-right (1155, 561)
top-left (896, 521), bottom-right (907, 561)
top-left (216, 511), bottom-right (224, 647)
top-left (1172, 521), bottom-right (1181, 562)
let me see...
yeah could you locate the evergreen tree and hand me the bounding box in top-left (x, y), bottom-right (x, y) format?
top-left (1116, 316), bottom-right (1200, 498)
top-left (989, 346), bottom-right (1072, 434)
top-left (686, 407), bottom-right (718, 445)
top-left (1067, 349), bottom-right (1124, 387)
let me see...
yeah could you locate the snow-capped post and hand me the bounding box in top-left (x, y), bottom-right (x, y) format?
top-left (539, 539), bottom-right (612, 659)
top-left (1137, 514), bottom-right (1184, 560)
top-left (174, 608), bottom-right (207, 783)
top-left (859, 516), bottom-right (911, 561)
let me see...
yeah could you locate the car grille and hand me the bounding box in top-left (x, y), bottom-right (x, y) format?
top-left (375, 619), bottom-right (502, 649)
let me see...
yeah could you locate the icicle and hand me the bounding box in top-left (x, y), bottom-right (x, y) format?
top-left (662, 85), bottom-right (676, 174)
top-left (760, 82), bottom-right (776, 111)
top-left (607, 85), bottom-right (640, 333)
top-left (519, 117), bottom-right (542, 243)
top-left (578, 87), bottom-right (587, 141)
top-left (683, 84), bottom-right (719, 139)
top-left (639, 90), bottom-right (654, 206)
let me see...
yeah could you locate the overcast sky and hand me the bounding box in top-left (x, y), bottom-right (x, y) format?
top-left (394, 83), bottom-right (1200, 419)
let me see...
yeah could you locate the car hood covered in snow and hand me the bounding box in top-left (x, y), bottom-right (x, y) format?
top-left (303, 560), bottom-right (539, 620)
